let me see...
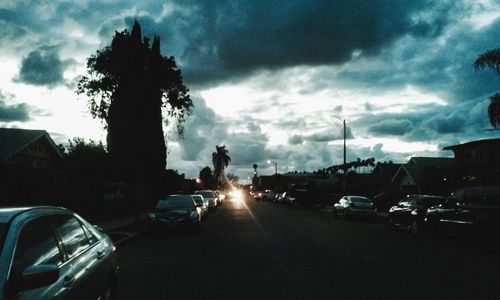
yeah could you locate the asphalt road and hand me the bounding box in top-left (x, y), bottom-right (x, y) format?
top-left (116, 196), bottom-right (500, 299)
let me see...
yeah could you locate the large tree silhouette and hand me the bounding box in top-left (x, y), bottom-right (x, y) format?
top-left (77, 20), bottom-right (192, 199)
top-left (474, 48), bottom-right (500, 128)
top-left (212, 145), bottom-right (231, 188)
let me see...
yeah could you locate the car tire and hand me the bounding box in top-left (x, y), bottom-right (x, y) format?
top-left (410, 219), bottom-right (420, 235)
top-left (388, 218), bottom-right (397, 229)
top-left (102, 278), bottom-right (117, 300)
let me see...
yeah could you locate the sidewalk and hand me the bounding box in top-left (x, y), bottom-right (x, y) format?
top-left (94, 212), bottom-right (149, 246)
top-left (96, 211), bottom-right (148, 231)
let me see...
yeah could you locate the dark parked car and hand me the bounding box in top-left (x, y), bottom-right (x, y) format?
top-left (388, 194), bottom-right (446, 234)
top-left (334, 196), bottom-right (376, 219)
top-left (148, 195), bottom-right (202, 232)
top-left (0, 206), bottom-right (118, 300)
top-left (424, 186), bottom-right (500, 238)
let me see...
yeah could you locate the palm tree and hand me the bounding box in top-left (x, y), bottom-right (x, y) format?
top-left (488, 93), bottom-right (500, 128)
top-left (212, 145), bottom-right (231, 188)
top-left (474, 48), bottom-right (500, 128)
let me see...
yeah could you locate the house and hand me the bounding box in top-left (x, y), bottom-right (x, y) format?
top-left (443, 138), bottom-right (500, 184)
top-left (443, 138), bottom-right (500, 168)
top-left (391, 157), bottom-right (455, 195)
top-left (0, 128), bottom-right (63, 168)
top-left (0, 128), bottom-right (63, 205)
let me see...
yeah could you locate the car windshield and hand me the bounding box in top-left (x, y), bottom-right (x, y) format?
top-left (417, 197), bottom-right (445, 206)
top-left (192, 195), bottom-right (204, 204)
top-left (156, 196), bottom-right (194, 209)
top-left (350, 197), bottom-right (371, 203)
top-left (197, 191), bottom-right (214, 198)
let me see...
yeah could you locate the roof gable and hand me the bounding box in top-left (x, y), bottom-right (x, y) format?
top-left (392, 157), bottom-right (454, 183)
top-left (0, 128), bottom-right (62, 162)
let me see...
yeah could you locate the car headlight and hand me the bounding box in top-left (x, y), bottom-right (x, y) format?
top-left (148, 213), bottom-right (157, 220)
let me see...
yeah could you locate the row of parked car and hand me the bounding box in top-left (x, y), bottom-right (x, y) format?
top-left (254, 186), bottom-right (500, 241)
top-left (0, 189), bottom-right (226, 299)
top-left (387, 186), bottom-right (500, 239)
top-left (333, 186), bottom-right (500, 241)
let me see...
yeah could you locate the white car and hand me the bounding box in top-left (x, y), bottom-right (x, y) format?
top-left (334, 196), bottom-right (376, 219)
top-left (195, 190), bottom-right (218, 208)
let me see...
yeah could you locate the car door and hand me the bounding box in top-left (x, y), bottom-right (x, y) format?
top-left (50, 214), bottom-right (104, 300)
top-left (391, 199), bottom-right (409, 224)
top-left (8, 216), bottom-right (68, 299)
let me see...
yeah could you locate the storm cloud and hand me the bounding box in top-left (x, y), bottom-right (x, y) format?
top-left (0, 90), bottom-right (30, 122)
top-left (16, 45), bottom-right (71, 87)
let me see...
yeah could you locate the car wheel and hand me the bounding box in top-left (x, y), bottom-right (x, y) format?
top-left (410, 219), bottom-right (419, 235)
top-left (388, 218), bottom-right (397, 229)
top-left (101, 279), bottom-right (117, 300)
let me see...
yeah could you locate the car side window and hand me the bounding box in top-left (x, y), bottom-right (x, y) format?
top-left (463, 189), bottom-right (481, 205)
top-left (52, 215), bottom-right (91, 259)
top-left (11, 217), bottom-right (63, 278)
top-left (81, 223), bottom-right (98, 245)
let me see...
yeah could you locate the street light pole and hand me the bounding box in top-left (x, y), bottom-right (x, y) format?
top-left (267, 160), bottom-right (278, 175)
top-left (332, 116), bottom-right (347, 191)
top-left (343, 119), bottom-right (346, 172)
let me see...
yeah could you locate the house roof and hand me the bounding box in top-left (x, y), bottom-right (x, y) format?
top-left (0, 128), bottom-right (62, 162)
top-left (373, 163), bottom-right (403, 176)
top-left (443, 138), bottom-right (500, 151)
top-left (392, 157), bottom-right (454, 184)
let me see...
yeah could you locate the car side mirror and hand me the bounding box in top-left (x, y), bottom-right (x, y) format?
top-left (8, 264), bottom-right (59, 293)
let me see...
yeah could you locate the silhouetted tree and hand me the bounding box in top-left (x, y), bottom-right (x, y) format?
top-left (474, 48), bottom-right (500, 128)
top-left (226, 173), bottom-right (239, 183)
top-left (77, 20), bottom-right (192, 200)
top-left (199, 166), bottom-right (215, 190)
top-left (212, 145), bottom-right (231, 188)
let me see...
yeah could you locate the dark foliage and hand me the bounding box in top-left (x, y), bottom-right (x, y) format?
top-left (76, 20), bottom-right (193, 199)
top-left (474, 48), bottom-right (500, 128)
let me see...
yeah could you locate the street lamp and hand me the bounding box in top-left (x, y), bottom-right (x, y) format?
top-left (332, 116), bottom-right (347, 173)
top-left (267, 160), bottom-right (278, 175)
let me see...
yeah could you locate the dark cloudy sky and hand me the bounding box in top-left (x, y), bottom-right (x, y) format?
top-left (1, 0), bottom-right (499, 182)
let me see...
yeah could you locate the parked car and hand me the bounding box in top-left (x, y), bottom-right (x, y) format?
top-left (0, 206), bottom-right (118, 300)
top-left (253, 191), bottom-right (264, 201)
top-left (334, 196), bottom-right (376, 219)
top-left (388, 194), bottom-right (446, 234)
top-left (276, 192), bottom-right (295, 205)
top-left (195, 190), bottom-right (218, 208)
top-left (424, 186), bottom-right (500, 238)
top-left (148, 194), bottom-right (202, 232)
top-left (262, 190), bottom-right (276, 201)
top-left (191, 194), bottom-right (209, 219)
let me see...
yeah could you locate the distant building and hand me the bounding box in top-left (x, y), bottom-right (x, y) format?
top-left (443, 138), bottom-right (500, 185)
top-left (0, 128), bottom-right (63, 205)
top-left (0, 128), bottom-right (63, 168)
top-left (391, 157), bottom-right (455, 195)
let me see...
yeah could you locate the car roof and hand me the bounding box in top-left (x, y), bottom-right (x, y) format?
top-left (0, 206), bottom-right (69, 223)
